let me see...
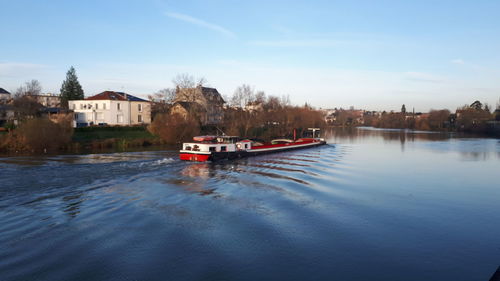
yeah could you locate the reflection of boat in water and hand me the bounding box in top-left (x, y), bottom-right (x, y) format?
top-left (181, 163), bottom-right (211, 178)
top-left (180, 128), bottom-right (327, 162)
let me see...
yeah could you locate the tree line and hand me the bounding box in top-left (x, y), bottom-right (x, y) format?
top-left (0, 67), bottom-right (84, 153)
top-left (147, 75), bottom-right (326, 143)
top-left (363, 101), bottom-right (500, 135)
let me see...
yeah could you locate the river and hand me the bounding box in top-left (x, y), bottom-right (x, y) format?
top-left (0, 128), bottom-right (499, 281)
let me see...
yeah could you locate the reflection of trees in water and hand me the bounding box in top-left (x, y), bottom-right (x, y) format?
top-left (327, 127), bottom-right (451, 143)
top-left (459, 151), bottom-right (491, 161)
top-left (327, 127), bottom-right (500, 160)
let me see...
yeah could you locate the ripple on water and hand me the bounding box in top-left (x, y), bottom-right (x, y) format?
top-left (2, 136), bottom-right (497, 281)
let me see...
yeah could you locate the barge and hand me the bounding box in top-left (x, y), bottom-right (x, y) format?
top-left (179, 129), bottom-right (327, 162)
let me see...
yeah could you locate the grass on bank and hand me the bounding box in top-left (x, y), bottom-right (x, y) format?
top-left (73, 126), bottom-right (157, 142)
top-left (72, 126), bottom-right (164, 151)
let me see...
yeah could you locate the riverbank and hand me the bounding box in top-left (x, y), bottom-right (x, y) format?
top-left (0, 126), bottom-right (172, 156)
top-left (72, 126), bottom-right (164, 150)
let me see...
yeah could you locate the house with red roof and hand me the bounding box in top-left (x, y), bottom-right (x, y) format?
top-left (68, 91), bottom-right (151, 127)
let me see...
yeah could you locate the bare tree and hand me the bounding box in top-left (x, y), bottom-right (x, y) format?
top-left (231, 84), bottom-right (255, 108)
top-left (172, 73), bottom-right (207, 89)
top-left (148, 113), bottom-right (200, 144)
top-left (172, 73), bottom-right (196, 89)
top-left (12, 80), bottom-right (43, 119)
top-left (280, 95), bottom-right (291, 107)
top-left (428, 109), bottom-right (451, 130)
top-left (196, 77), bottom-right (208, 87)
top-left (25, 79), bottom-right (42, 95)
top-left (172, 73), bottom-right (209, 104)
top-left (149, 88), bottom-right (176, 104)
top-left (265, 95), bottom-right (282, 111)
top-left (147, 88), bottom-right (176, 119)
top-left (255, 91), bottom-right (266, 103)
top-left (14, 79), bottom-right (42, 98)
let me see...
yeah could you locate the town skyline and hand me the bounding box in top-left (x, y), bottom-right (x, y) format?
top-left (1, 0), bottom-right (499, 112)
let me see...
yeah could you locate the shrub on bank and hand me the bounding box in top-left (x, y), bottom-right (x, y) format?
top-left (0, 117), bottom-right (73, 153)
top-left (148, 113), bottom-right (200, 144)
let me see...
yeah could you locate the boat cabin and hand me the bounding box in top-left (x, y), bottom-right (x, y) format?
top-left (181, 136), bottom-right (252, 153)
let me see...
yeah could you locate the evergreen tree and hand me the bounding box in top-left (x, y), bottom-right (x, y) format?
top-left (60, 66), bottom-right (84, 107)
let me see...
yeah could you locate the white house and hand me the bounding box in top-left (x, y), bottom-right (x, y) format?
top-left (69, 91), bottom-right (151, 127)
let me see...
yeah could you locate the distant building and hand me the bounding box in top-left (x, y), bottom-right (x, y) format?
top-left (494, 109), bottom-right (500, 121)
top-left (0, 104), bottom-right (15, 127)
top-left (170, 102), bottom-right (208, 124)
top-left (0, 88), bottom-right (11, 102)
top-left (325, 108), bottom-right (368, 125)
top-left (27, 94), bottom-right (61, 107)
top-left (41, 107), bottom-right (74, 125)
top-left (69, 91), bottom-right (151, 127)
top-left (244, 101), bottom-right (264, 112)
top-left (173, 85), bottom-right (225, 125)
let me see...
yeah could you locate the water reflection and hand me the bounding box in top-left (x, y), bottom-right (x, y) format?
top-left (329, 127), bottom-right (500, 160)
top-left (247, 163), bottom-right (318, 176)
top-left (0, 128), bottom-right (499, 281)
top-left (181, 163), bottom-right (213, 179)
top-left (329, 127), bottom-right (450, 143)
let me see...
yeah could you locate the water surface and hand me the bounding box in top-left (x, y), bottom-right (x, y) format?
top-left (1, 128), bottom-right (499, 280)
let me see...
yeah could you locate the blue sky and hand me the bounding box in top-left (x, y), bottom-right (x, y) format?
top-left (1, 0), bottom-right (499, 111)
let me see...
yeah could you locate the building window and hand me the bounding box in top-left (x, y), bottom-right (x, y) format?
top-left (117, 115), bottom-right (123, 123)
top-left (72, 104), bottom-right (75, 110)
top-left (138, 115), bottom-right (142, 122)
top-left (117, 103), bottom-right (121, 110)
top-left (80, 104), bottom-right (84, 110)
top-left (209, 147), bottom-right (216, 152)
top-left (138, 104), bottom-right (142, 112)
top-left (95, 103), bottom-right (98, 110)
top-left (103, 103), bottom-right (106, 110)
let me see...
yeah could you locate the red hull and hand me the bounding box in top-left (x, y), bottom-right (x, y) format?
top-left (179, 153), bottom-right (211, 162)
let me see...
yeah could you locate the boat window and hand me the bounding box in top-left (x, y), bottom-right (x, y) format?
top-left (209, 146), bottom-right (216, 152)
top-left (193, 145), bottom-right (200, 151)
top-left (185, 145), bottom-right (192, 151)
top-left (221, 146), bottom-right (227, 152)
top-left (244, 144), bottom-right (248, 149)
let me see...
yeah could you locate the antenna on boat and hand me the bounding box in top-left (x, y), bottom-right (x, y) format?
top-left (215, 126), bottom-right (226, 136)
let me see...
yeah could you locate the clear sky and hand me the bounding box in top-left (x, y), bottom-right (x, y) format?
top-left (1, 0), bottom-right (499, 111)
